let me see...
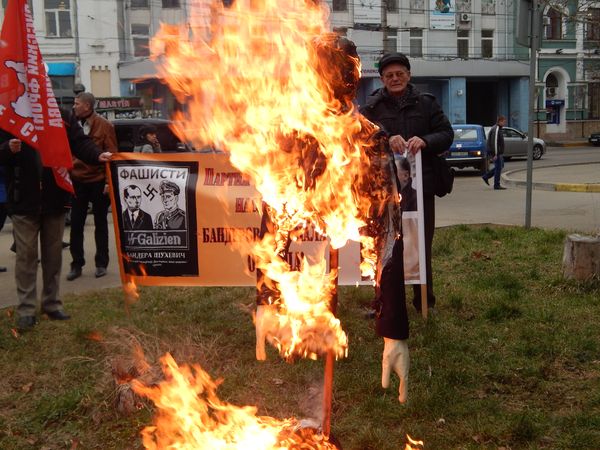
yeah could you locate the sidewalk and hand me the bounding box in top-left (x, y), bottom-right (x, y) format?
top-left (0, 217), bottom-right (122, 309)
top-left (503, 162), bottom-right (600, 192)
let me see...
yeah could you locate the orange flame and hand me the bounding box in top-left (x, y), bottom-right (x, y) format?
top-left (405, 434), bottom-right (424, 449)
top-left (151, 0), bottom-right (380, 359)
top-left (133, 353), bottom-right (338, 449)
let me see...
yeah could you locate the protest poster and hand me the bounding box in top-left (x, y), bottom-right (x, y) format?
top-left (108, 152), bottom-right (426, 287)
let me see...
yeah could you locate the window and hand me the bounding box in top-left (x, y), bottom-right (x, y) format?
top-left (586, 8), bottom-right (600, 41)
top-left (162, 0), bottom-right (180, 7)
top-left (332, 0), bottom-right (347, 11)
top-left (44, 0), bottom-right (71, 37)
top-left (546, 8), bottom-right (562, 40)
top-left (387, 0), bottom-right (399, 12)
top-left (410, 0), bottom-right (424, 12)
top-left (481, 29), bottom-right (493, 58)
top-left (132, 23), bottom-right (150, 57)
top-left (50, 75), bottom-right (74, 92)
top-left (131, 0), bottom-right (149, 7)
top-left (481, 0), bottom-right (495, 15)
top-left (410, 29), bottom-right (423, 57)
top-left (589, 83), bottom-right (600, 119)
top-left (455, 0), bottom-right (471, 13)
top-left (457, 30), bottom-right (469, 59)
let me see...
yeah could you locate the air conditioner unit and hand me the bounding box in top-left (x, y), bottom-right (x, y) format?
top-left (460, 13), bottom-right (471, 22)
top-left (546, 87), bottom-right (556, 97)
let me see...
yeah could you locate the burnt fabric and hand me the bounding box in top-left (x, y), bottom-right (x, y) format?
top-left (360, 127), bottom-right (408, 340)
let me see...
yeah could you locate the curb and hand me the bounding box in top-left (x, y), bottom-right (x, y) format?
top-left (546, 141), bottom-right (591, 148)
top-left (503, 162), bottom-right (600, 192)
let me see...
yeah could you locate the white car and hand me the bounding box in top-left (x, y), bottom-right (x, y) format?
top-left (484, 126), bottom-right (546, 160)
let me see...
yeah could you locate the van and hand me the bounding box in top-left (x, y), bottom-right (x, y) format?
top-left (446, 124), bottom-right (489, 173)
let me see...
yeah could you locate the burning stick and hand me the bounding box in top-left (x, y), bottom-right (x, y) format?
top-left (321, 247), bottom-right (338, 438)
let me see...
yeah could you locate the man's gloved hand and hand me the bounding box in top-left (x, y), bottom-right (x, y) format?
top-left (255, 304), bottom-right (275, 361)
top-left (381, 337), bottom-right (409, 403)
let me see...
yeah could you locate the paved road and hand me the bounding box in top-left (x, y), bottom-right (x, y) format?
top-left (1, 146), bottom-right (598, 309)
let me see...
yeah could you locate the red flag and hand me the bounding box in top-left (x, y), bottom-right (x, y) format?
top-left (0, 0), bottom-right (73, 193)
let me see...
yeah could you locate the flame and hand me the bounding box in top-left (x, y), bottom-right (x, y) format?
top-left (133, 353), bottom-right (338, 449)
top-left (405, 434), bottom-right (424, 449)
top-left (151, 0), bottom-right (381, 359)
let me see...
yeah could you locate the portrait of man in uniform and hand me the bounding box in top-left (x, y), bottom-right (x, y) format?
top-left (154, 180), bottom-right (186, 230)
top-left (122, 184), bottom-right (153, 230)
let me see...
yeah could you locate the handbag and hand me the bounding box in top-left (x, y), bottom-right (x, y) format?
top-left (432, 154), bottom-right (454, 198)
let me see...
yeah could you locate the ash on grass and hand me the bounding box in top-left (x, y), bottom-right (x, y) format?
top-left (1, 225), bottom-right (599, 449)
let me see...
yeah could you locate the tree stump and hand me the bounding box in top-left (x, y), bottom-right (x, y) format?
top-left (562, 234), bottom-right (600, 280)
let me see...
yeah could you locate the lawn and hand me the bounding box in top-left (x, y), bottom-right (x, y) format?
top-left (1, 225), bottom-right (599, 449)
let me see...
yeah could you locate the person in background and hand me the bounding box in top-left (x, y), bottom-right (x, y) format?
top-left (0, 109), bottom-right (112, 331)
top-left (134, 125), bottom-right (162, 153)
top-left (360, 52), bottom-right (454, 314)
top-left (66, 92), bottom-right (118, 281)
top-left (482, 115), bottom-right (507, 190)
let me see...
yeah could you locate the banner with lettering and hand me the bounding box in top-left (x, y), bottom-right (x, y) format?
top-left (108, 152), bottom-right (425, 287)
top-left (0, 0), bottom-right (74, 193)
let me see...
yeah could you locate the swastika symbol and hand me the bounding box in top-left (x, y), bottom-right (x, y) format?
top-left (144, 184), bottom-right (158, 201)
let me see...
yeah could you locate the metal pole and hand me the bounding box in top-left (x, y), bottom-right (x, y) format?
top-left (322, 247), bottom-right (339, 438)
top-left (525, 0), bottom-right (540, 228)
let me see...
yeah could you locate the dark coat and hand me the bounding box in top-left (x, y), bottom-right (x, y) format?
top-left (359, 84), bottom-right (454, 195)
top-left (0, 109), bottom-right (103, 216)
top-left (486, 124), bottom-right (505, 157)
top-left (122, 209), bottom-right (153, 230)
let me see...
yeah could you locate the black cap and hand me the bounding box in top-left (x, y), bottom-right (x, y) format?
top-left (159, 180), bottom-right (180, 195)
top-left (377, 53), bottom-right (411, 75)
top-left (73, 83), bottom-right (86, 94)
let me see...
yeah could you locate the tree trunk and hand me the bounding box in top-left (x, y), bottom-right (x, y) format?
top-left (562, 234), bottom-right (600, 281)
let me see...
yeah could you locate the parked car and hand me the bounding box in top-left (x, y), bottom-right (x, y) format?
top-left (589, 131), bottom-right (600, 146)
top-left (112, 118), bottom-right (192, 152)
top-left (484, 126), bottom-right (546, 160)
top-left (446, 124), bottom-right (489, 173)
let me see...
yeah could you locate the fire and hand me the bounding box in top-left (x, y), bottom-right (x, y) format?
top-left (405, 434), bottom-right (424, 449)
top-left (151, 0), bottom-right (380, 359)
top-left (132, 353), bottom-right (338, 449)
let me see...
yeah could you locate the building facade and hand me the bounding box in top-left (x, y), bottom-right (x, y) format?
top-left (2, 0), bottom-right (599, 135)
top-left (536, 1), bottom-right (600, 140)
top-left (327, 0), bottom-right (531, 131)
top-left (1, 0), bottom-right (121, 104)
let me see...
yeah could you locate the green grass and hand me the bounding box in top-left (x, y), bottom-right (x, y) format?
top-left (1, 225), bottom-right (599, 449)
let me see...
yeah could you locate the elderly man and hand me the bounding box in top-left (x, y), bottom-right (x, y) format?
top-left (154, 181), bottom-right (186, 230)
top-left (360, 52), bottom-right (453, 314)
top-left (67, 92), bottom-right (118, 281)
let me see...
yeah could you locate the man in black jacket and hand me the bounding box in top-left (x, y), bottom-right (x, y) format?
top-left (360, 53), bottom-right (453, 314)
top-left (0, 109), bottom-right (112, 331)
top-left (482, 115), bottom-right (506, 190)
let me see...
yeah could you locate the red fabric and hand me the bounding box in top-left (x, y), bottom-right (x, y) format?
top-left (0, 0), bottom-right (73, 193)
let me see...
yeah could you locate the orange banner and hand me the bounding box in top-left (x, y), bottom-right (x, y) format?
top-left (108, 152), bottom-right (423, 287)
